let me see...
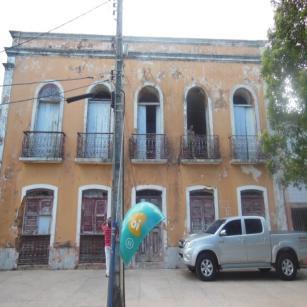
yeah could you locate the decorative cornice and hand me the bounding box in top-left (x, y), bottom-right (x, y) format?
top-left (10, 30), bottom-right (266, 47)
top-left (5, 47), bottom-right (261, 64)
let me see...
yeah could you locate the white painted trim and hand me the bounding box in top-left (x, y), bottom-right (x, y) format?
top-left (229, 84), bottom-right (260, 135)
top-left (21, 184), bottom-right (58, 247)
top-left (31, 81), bottom-right (64, 131)
top-left (131, 185), bottom-right (167, 250)
top-left (185, 185), bottom-right (219, 233)
top-left (133, 83), bottom-right (164, 133)
top-left (84, 81), bottom-right (114, 132)
top-left (236, 185), bottom-right (271, 229)
top-left (183, 84), bottom-right (213, 135)
top-left (76, 184), bottom-right (112, 247)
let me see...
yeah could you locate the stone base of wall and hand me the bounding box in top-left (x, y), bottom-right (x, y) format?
top-left (0, 246), bottom-right (183, 270)
top-left (0, 248), bottom-right (18, 270)
top-left (49, 247), bottom-right (78, 270)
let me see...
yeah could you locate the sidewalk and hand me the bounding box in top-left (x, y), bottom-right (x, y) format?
top-left (0, 268), bottom-right (306, 307)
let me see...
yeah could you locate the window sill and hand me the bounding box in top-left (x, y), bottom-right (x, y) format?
top-left (75, 158), bottom-right (112, 165)
top-left (19, 157), bottom-right (63, 163)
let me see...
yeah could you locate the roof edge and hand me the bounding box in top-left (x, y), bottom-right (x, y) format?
top-left (9, 30), bottom-right (266, 47)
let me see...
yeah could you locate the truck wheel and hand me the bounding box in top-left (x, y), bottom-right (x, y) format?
top-left (276, 252), bottom-right (298, 281)
top-left (195, 253), bottom-right (217, 281)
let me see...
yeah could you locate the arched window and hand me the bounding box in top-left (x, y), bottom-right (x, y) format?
top-left (86, 84), bottom-right (112, 134)
top-left (35, 84), bottom-right (62, 131)
top-left (186, 87), bottom-right (208, 136)
top-left (136, 86), bottom-right (162, 159)
top-left (84, 84), bottom-right (113, 159)
top-left (18, 188), bottom-right (54, 265)
top-left (79, 189), bottom-right (108, 263)
top-left (232, 87), bottom-right (257, 160)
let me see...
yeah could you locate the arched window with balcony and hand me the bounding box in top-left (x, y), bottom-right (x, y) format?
top-left (77, 83), bottom-right (113, 161)
top-left (132, 85), bottom-right (166, 160)
top-left (231, 87), bottom-right (260, 161)
top-left (22, 83), bottom-right (64, 159)
top-left (181, 86), bottom-right (218, 160)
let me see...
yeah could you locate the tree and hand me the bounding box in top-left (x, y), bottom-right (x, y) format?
top-left (261, 0), bottom-right (307, 187)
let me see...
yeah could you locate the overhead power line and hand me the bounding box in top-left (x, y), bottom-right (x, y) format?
top-left (0, 70), bottom-right (112, 88)
top-left (1, 79), bottom-right (110, 106)
top-left (0, 0), bottom-right (111, 54)
top-left (0, 76), bottom-right (94, 88)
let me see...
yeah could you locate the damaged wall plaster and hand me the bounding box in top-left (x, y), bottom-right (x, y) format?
top-left (241, 165), bottom-right (262, 182)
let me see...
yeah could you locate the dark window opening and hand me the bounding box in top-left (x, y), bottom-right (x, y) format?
top-left (233, 88), bottom-right (253, 105)
top-left (245, 218), bottom-right (263, 234)
top-left (190, 189), bottom-right (213, 197)
top-left (91, 84), bottom-right (111, 100)
top-left (187, 87), bottom-right (207, 135)
top-left (138, 86), bottom-right (159, 103)
top-left (146, 105), bottom-right (157, 133)
top-left (222, 219), bottom-right (242, 236)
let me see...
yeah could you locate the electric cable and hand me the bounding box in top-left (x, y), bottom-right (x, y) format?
top-left (0, 76), bottom-right (94, 88)
top-left (0, 70), bottom-right (112, 88)
top-left (0, 0), bottom-right (112, 54)
top-left (1, 78), bottom-right (111, 106)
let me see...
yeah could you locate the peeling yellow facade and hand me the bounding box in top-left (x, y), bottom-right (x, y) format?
top-left (0, 31), bottom-right (277, 269)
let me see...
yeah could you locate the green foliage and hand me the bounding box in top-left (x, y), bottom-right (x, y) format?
top-left (261, 0), bottom-right (307, 187)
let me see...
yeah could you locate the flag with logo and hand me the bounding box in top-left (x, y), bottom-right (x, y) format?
top-left (119, 201), bottom-right (165, 264)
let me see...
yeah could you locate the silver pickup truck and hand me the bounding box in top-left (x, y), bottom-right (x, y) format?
top-left (179, 216), bottom-right (307, 281)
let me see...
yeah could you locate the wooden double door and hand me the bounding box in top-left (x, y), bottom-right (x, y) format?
top-left (190, 190), bottom-right (215, 233)
top-left (135, 190), bottom-right (163, 263)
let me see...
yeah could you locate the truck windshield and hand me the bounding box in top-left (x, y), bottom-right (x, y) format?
top-left (205, 219), bottom-right (226, 234)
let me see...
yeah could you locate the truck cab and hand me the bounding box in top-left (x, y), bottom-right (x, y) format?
top-left (179, 216), bottom-right (307, 281)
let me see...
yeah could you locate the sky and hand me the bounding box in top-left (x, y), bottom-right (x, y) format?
top-left (0, 0), bottom-right (275, 91)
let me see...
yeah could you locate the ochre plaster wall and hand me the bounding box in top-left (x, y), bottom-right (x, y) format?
top-left (0, 39), bottom-right (276, 252)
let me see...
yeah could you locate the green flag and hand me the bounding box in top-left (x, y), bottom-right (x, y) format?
top-left (119, 201), bottom-right (165, 264)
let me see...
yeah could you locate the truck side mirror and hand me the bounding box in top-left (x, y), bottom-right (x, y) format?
top-left (220, 229), bottom-right (227, 236)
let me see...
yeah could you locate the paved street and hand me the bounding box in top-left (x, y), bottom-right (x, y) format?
top-left (0, 268), bottom-right (307, 307)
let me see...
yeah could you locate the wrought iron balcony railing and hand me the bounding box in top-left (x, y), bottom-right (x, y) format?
top-left (180, 135), bottom-right (221, 161)
top-left (76, 133), bottom-right (113, 161)
top-left (230, 135), bottom-right (266, 163)
top-left (129, 134), bottom-right (168, 161)
top-left (21, 131), bottom-right (65, 160)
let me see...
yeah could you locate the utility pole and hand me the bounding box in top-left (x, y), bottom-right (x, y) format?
top-left (107, 0), bottom-right (125, 306)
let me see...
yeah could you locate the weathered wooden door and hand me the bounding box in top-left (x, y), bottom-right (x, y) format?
top-left (135, 190), bottom-right (163, 262)
top-left (241, 190), bottom-right (265, 217)
top-left (79, 190), bottom-right (108, 263)
top-left (18, 192), bottom-right (53, 265)
top-left (190, 191), bottom-right (215, 233)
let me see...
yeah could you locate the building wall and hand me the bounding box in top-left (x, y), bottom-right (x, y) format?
top-left (0, 32), bottom-right (277, 269)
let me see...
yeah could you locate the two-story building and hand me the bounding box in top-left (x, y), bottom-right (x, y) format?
top-left (0, 31), bottom-right (283, 270)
